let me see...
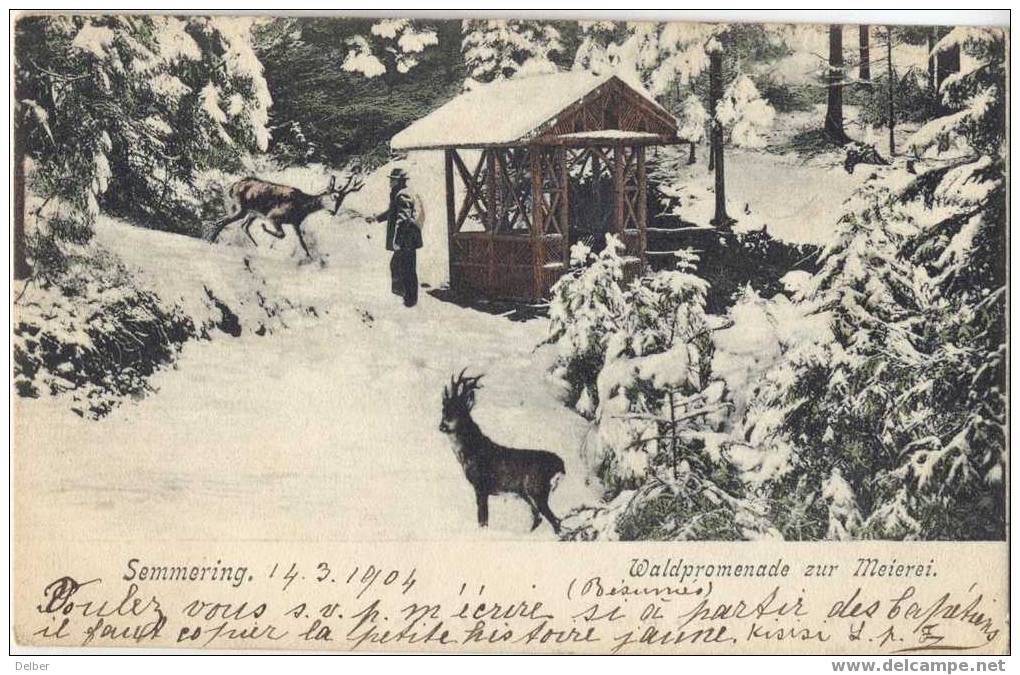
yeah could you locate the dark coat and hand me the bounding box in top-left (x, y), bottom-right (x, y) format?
top-left (380, 186), bottom-right (423, 252)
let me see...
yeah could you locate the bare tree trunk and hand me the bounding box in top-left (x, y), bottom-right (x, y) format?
top-left (688, 140), bottom-right (696, 165)
top-left (709, 48), bottom-right (731, 227)
top-left (927, 28), bottom-right (937, 101)
top-left (859, 25), bottom-right (871, 81)
top-left (668, 390), bottom-right (678, 479)
top-left (887, 26), bottom-right (896, 156)
top-left (13, 125), bottom-right (30, 281)
top-left (713, 129), bottom-right (730, 225)
top-left (824, 24), bottom-right (850, 144)
top-left (708, 136), bottom-right (715, 171)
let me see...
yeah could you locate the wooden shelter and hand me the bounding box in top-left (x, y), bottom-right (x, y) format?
top-left (391, 71), bottom-right (679, 301)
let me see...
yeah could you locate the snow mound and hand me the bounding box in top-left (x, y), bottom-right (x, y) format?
top-left (17, 208), bottom-right (602, 541)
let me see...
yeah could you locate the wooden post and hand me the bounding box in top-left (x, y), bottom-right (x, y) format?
top-left (530, 146), bottom-right (544, 299)
top-left (612, 143), bottom-right (625, 236)
top-left (445, 149), bottom-right (456, 292)
top-left (636, 145), bottom-right (647, 273)
top-left (485, 148), bottom-right (497, 293)
top-left (559, 147), bottom-right (570, 266)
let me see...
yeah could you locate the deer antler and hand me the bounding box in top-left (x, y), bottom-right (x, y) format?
top-left (449, 369), bottom-right (483, 401)
top-left (326, 166), bottom-right (366, 215)
top-left (335, 162), bottom-right (365, 196)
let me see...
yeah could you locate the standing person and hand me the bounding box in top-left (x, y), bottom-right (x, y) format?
top-left (376, 167), bottom-right (423, 307)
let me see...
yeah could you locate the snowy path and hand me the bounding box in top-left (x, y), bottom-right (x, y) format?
top-left (14, 216), bottom-right (598, 542)
top-left (725, 149), bottom-right (862, 245)
top-left (655, 145), bottom-right (863, 247)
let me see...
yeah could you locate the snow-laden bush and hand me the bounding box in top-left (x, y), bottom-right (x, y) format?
top-left (550, 241), bottom-right (771, 540)
top-left (568, 472), bottom-right (752, 542)
top-left (853, 68), bottom-right (935, 128)
top-left (587, 263), bottom-right (718, 485)
top-left (546, 235), bottom-right (629, 417)
top-left (13, 242), bottom-right (195, 418)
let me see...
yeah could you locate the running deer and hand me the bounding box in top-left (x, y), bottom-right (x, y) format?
top-left (439, 371), bottom-right (565, 533)
top-left (209, 167), bottom-right (364, 258)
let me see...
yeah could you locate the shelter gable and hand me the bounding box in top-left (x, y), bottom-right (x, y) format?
top-left (391, 72), bottom-right (677, 151)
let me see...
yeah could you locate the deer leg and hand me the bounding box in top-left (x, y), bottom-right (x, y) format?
top-left (536, 494), bottom-right (561, 535)
top-left (240, 215), bottom-right (260, 247)
top-left (261, 221), bottom-right (286, 239)
top-left (524, 496), bottom-right (542, 531)
top-left (475, 490), bottom-right (489, 528)
top-left (292, 222), bottom-right (313, 259)
top-left (209, 209), bottom-right (245, 242)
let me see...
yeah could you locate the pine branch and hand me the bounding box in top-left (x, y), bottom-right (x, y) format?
top-left (26, 57), bottom-right (91, 82)
top-left (613, 403), bottom-right (730, 425)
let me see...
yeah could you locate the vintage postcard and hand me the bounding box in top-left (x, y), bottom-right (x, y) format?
top-left (10, 11), bottom-right (1009, 656)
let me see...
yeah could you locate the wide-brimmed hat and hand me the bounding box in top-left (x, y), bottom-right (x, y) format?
top-left (388, 167), bottom-right (408, 180)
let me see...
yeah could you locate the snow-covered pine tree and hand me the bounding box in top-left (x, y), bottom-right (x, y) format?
top-left (253, 17), bottom-right (453, 165)
top-left (341, 19), bottom-right (439, 77)
top-left (15, 15), bottom-right (272, 244)
top-left (570, 21), bottom-right (718, 98)
top-left (633, 22), bottom-right (717, 98)
top-left (13, 16), bottom-right (276, 413)
top-left (741, 170), bottom-right (933, 539)
top-left (716, 74), bottom-right (776, 149)
top-left (571, 20), bottom-right (625, 74)
top-left (879, 25), bottom-right (1007, 540)
top-left (742, 26), bottom-right (1006, 541)
top-left (550, 239), bottom-right (764, 541)
top-left (460, 19), bottom-right (562, 89)
top-left (677, 94), bottom-right (708, 163)
top-left (546, 237), bottom-right (630, 418)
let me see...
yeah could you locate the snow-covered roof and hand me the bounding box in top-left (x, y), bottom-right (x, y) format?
top-left (391, 71), bottom-right (675, 151)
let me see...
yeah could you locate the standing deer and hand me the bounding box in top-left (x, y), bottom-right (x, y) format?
top-left (209, 168), bottom-right (364, 258)
top-left (440, 370), bottom-right (565, 533)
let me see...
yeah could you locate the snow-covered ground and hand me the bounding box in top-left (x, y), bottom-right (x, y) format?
top-left (652, 105), bottom-right (892, 246)
top-left (14, 209), bottom-right (600, 543)
top-left (725, 149), bottom-right (860, 245)
top-left (14, 105), bottom-right (877, 543)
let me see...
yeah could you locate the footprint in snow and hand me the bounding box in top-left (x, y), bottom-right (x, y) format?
top-left (356, 308), bottom-right (374, 325)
